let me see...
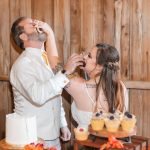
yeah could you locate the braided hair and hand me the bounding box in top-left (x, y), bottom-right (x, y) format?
top-left (95, 43), bottom-right (124, 113)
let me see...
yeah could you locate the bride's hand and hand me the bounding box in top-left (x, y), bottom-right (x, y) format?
top-left (34, 20), bottom-right (53, 35)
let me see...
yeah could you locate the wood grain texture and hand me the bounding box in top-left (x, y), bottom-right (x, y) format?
top-left (141, 0), bottom-right (150, 80)
top-left (10, 0), bottom-right (32, 66)
top-left (125, 81), bottom-right (150, 89)
top-left (0, 76), bottom-right (9, 81)
top-left (143, 91), bottom-right (150, 138)
top-left (0, 0), bottom-right (13, 141)
top-left (120, 0), bottom-right (130, 80)
top-left (129, 0), bottom-right (150, 138)
top-left (103, 0), bottom-right (115, 45)
top-left (74, 135), bottom-right (149, 150)
top-left (130, 0), bottom-right (143, 80)
top-left (130, 90), bottom-right (143, 135)
top-left (31, 0), bottom-right (54, 27)
top-left (54, 0), bottom-right (70, 63)
top-left (114, 0), bottom-right (122, 53)
top-left (81, 0), bottom-right (94, 49)
top-left (91, 0), bottom-right (104, 45)
top-left (141, 0), bottom-right (150, 137)
top-left (81, 0), bottom-right (104, 50)
top-left (0, 82), bottom-right (12, 140)
top-left (0, 139), bottom-right (23, 150)
top-left (0, 0), bottom-right (10, 76)
top-left (130, 89), bottom-right (150, 137)
top-left (0, 0), bottom-right (150, 146)
top-left (70, 0), bottom-right (81, 54)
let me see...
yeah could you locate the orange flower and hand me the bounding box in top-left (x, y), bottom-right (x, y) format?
top-left (100, 136), bottom-right (124, 150)
top-left (49, 147), bottom-right (57, 150)
top-left (24, 143), bottom-right (36, 150)
top-left (24, 143), bottom-right (57, 150)
top-left (24, 143), bottom-right (44, 150)
top-left (35, 143), bottom-right (44, 150)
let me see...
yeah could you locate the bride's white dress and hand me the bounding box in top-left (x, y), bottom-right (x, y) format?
top-left (71, 101), bottom-right (93, 129)
top-left (70, 81), bottom-right (129, 129)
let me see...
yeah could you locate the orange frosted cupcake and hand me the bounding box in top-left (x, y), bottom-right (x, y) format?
top-left (105, 114), bottom-right (121, 132)
top-left (121, 112), bottom-right (136, 132)
top-left (91, 111), bottom-right (105, 131)
top-left (74, 127), bottom-right (89, 141)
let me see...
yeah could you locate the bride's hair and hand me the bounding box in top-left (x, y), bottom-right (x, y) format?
top-left (95, 43), bottom-right (124, 113)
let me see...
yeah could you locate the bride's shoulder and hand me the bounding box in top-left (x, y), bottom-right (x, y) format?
top-left (69, 73), bottom-right (85, 83)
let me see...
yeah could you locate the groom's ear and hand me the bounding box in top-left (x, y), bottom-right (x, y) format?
top-left (19, 33), bottom-right (28, 41)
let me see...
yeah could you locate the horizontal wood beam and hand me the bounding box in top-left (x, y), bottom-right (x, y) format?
top-left (124, 81), bottom-right (150, 90)
top-left (0, 75), bottom-right (9, 81)
top-left (0, 76), bottom-right (150, 90)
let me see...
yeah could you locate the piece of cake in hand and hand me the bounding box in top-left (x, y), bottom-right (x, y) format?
top-left (105, 114), bottom-right (121, 132)
top-left (91, 111), bottom-right (105, 131)
top-left (121, 111), bottom-right (136, 132)
top-left (74, 127), bottom-right (89, 141)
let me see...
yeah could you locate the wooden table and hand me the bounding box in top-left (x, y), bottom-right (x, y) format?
top-left (0, 138), bottom-right (44, 150)
top-left (74, 135), bottom-right (149, 150)
top-left (0, 139), bottom-right (24, 150)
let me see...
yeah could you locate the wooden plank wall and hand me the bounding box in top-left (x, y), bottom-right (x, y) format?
top-left (0, 0), bottom-right (150, 148)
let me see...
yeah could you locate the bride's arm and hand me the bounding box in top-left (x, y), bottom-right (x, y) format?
top-left (65, 75), bottom-right (84, 97)
top-left (45, 28), bottom-right (60, 70)
top-left (35, 20), bottom-right (60, 70)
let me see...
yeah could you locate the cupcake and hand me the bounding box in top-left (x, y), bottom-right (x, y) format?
top-left (105, 114), bottom-right (121, 132)
top-left (74, 127), bottom-right (89, 141)
top-left (121, 111), bottom-right (136, 132)
top-left (91, 111), bottom-right (105, 131)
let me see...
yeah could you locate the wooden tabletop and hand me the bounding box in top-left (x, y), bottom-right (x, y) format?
top-left (74, 135), bottom-right (149, 150)
top-left (0, 139), bottom-right (24, 150)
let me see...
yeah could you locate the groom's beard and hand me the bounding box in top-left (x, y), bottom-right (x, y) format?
top-left (27, 32), bottom-right (47, 42)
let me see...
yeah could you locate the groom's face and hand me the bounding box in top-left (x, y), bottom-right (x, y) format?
top-left (19, 18), bottom-right (47, 42)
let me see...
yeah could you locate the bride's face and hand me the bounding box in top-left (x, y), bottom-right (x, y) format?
top-left (83, 46), bottom-right (98, 74)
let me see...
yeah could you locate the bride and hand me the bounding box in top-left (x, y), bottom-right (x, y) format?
top-left (64, 43), bottom-right (128, 129)
top-left (45, 31), bottom-right (128, 129)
